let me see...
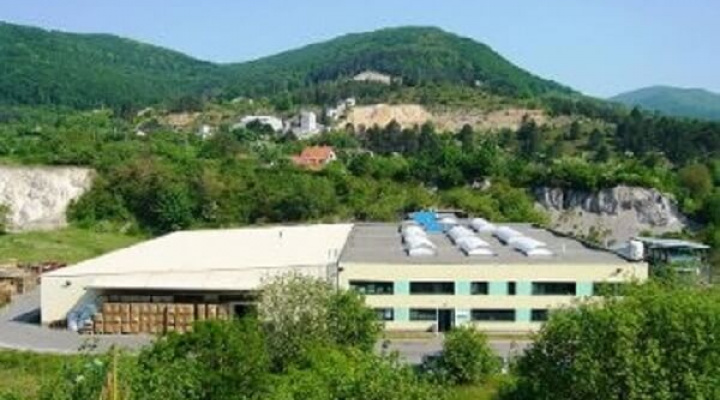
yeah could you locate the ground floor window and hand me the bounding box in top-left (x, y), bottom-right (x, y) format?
top-left (470, 281), bottom-right (489, 295)
top-left (349, 280), bottom-right (394, 295)
top-left (409, 308), bottom-right (437, 321)
top-left (471, 309), bottom-right (516, 321)
top-left (531, 309), bottom-right (549, 322)
top-left (374, 308), bottom-right (394, 321)
top-left (532, 282), bottom-right (576, 296)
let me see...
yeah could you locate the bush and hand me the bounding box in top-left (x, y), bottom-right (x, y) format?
top-left (504, 284), bottom-right (720, 400)
top-left (426, 326), bottom-right (500, 385)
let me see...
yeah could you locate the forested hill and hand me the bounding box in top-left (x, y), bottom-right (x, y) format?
top-left (224, 27), bottom-right (574, 98)
top-left (0, 22), bottom-right (222, 109)
top-left (611, 86), bottom-right (720, 121)
top-left (0, 22), bottom-right (574, 109)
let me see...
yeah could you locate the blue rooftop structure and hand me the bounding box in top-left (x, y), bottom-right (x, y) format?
top-left (410, 211), bottom-right (443, 233)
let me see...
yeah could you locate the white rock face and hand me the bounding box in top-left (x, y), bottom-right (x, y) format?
top-left (535, 185), bottom-right (690, 245)
top-left (0, 166), bottom-right (94, 231)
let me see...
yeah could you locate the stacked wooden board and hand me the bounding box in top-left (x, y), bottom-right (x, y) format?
top-left (93, 300), bottom-right (231, 335)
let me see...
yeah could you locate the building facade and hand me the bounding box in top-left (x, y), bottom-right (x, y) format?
top-left (41, 214), bottom-right (648, 334)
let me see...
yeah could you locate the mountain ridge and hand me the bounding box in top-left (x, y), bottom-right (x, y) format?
top-left (611, 85), bottom-right (720, 121)
top-left (0, 21), bottom-right (573, 109)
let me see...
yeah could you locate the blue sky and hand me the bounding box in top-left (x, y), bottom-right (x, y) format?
top-left (1, 0), bottom-right (718, 97)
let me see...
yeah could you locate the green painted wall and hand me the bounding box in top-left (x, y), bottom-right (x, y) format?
top-left (455, 281), bottom-right (471, 295)
top-left (516, 308), bottom-right (531, 322)
top-left (576, 281), bottom-right (593, 297)
top-left (394, 307), bottom-right (409, 322)
top-left (517, 281), bottom-right (532, 296)
top-left (394, 281), bottom-right (409, 295)
top-left (489, 281), bottom-right (508, 295)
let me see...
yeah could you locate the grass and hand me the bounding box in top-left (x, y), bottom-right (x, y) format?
top-left (0, 227), bottom-right (143, 264)
top-left (0, 350), bottom-right (76, 399)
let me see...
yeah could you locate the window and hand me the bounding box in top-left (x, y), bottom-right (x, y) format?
top-left (508, 282), bottom-right (516, 295)
top-left (471, 309), bottom-right (515, 321)
top-left (349, 280), bottom-right (393, 295)
top-left (532, 282), bottom-right (576, 296)
top-left (375, 308), bottom-right (394, 321)
top-left (531, 309), bottom-right (549, 322)
top-left (409, 308), bottom-right (438, 321)
top-left (470, 282), bottom-right (489, 295)
top-left (410, 282), bottom-right (454, 295)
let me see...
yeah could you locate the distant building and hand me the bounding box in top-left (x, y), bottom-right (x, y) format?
top-left (235, 116), bottom-right (284, 132)
top-left (196, 124), bottom-right (214, 140)
top-left (353, 70), bottom-right (392, 84)
top-left (291, 146), bottom-right (337, 169)
top-left (326, 98), bottom-right (357, 121)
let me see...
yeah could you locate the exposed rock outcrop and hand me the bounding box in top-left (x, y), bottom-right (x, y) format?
top-left (0, 166), bottom-right (94, 231)
top-left (534, 186), bottom-right (690, 245)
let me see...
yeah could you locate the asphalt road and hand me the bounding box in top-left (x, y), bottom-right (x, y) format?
top-left (1, 289), bottom-right (531, 362)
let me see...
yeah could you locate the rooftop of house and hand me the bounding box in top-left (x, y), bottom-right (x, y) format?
top-left (339, 222), bottom-right (632, 265)
top-left (298, 145), bottom-right (335, 160)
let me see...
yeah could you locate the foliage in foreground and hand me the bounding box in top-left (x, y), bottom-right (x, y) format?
top-left (258, 272), bottom-right (381, 371)
top-left (503, 283), bottom-right (720, 400)
top-left (425, 326), bottom-right (500, 385)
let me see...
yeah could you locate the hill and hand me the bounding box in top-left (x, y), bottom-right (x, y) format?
top-left (0, 23), bottom-right (573, 109)
top-left (611, 86), bottom-right (720, 121)
top-left (224, 26), bottom-right (574, 98)
top-left (0, 22), bottom-right (221, 109)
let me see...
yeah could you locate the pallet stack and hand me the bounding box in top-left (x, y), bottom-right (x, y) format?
top-left (93, 302), bottom-right (231, 335)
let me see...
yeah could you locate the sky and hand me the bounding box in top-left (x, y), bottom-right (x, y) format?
top-left (1, 0), bottom-right (719, 97)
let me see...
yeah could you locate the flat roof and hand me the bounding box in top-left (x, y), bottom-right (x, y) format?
top-left (340, 223), bottom-right (629, 265)
top-left (634, 236), bottom-right (710, 250)
top-left (45, 224), bottom-right (353, 281)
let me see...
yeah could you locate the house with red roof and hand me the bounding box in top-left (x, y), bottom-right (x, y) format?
top-left (291, 146), bottom-right (337, 169)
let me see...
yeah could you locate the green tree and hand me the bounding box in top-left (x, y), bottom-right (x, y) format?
top-left (505, 284), bottom-right (720, 400)
top-left (270, 347), bottom-right (440, 400)
top-left (258, 272), bottom-right (381, 371)
top-left (428, 326), bottom-right (500, 385)
top-left (678, 163), bottom-right (713, 200)
top-left (132, 319), bottom-right (270, 400)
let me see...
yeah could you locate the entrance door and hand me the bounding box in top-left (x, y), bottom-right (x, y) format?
top-left (437, 309), bottom-right (454, 332)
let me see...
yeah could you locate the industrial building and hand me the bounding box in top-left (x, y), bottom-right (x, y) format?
top-left (42, 213), bottom-right (650, 333)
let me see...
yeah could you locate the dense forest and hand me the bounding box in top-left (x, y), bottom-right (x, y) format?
top-left (0, 23), bottom-right (572, 110)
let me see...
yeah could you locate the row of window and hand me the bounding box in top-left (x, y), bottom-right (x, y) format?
top-left (374, 308), bottom-right (550, 322)
top-left (351, 280), bottom-right (598, 296)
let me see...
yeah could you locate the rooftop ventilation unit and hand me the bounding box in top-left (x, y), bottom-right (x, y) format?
top-left (403, 234), bottom-right (436, 250)
top-left (454, 235), bottom-right (490, 249)
top-left (456, 236), bottom-right (495, 256)
top-left (460, 245), bottom-right (495, 256)
top-left (402, 225), bottom-right (426, 238)
top-left (407, 246), bottom-right (436, 257)
top-left (470, 218), bottom-right (497, 233)
top-left (493, 226), bottom-right (524, 244)
top-left (447, 226), bottom-right (475, 243)
top-left (511, 236), bottom-right (553, 256)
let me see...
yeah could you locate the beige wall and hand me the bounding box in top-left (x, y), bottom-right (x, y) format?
top-left (338, 262), bottom-right (648, 284)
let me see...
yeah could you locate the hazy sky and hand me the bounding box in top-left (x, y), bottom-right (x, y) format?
top-left (1, 1), bottom-right (718, 97)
